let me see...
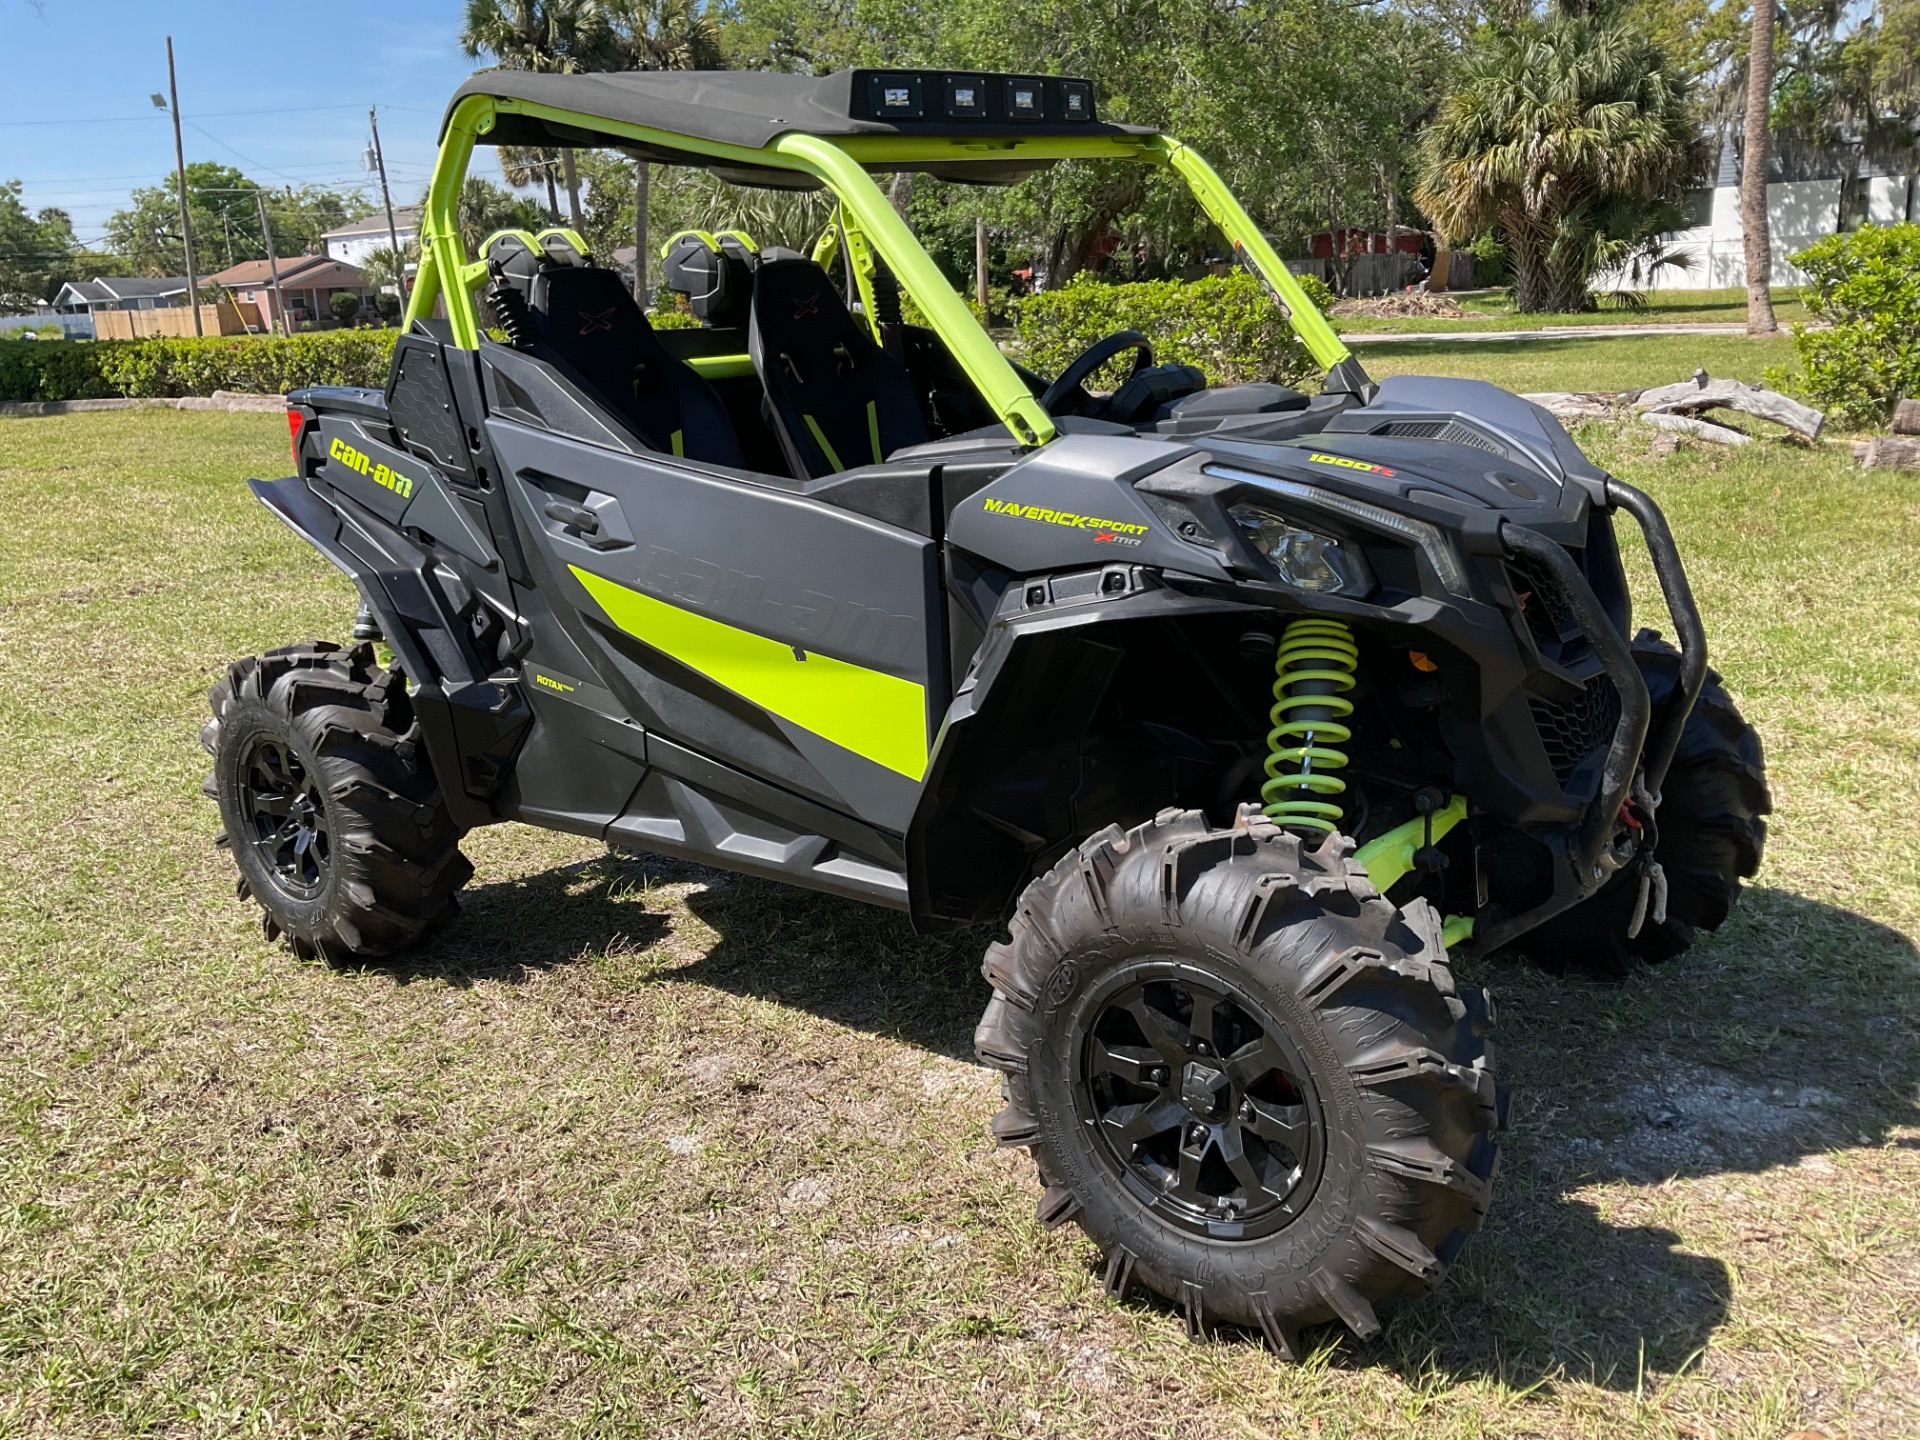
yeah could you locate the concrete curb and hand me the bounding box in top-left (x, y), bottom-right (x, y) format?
top-left (0, 392), bottom-right (287, 418)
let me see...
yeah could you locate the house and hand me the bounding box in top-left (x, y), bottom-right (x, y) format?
top-left (52, 276), bottom-right (192, 314)
top-left (208, 256), bottom-right (374, 332)
top-left (1595, 125), bottom-right (1919, 293)
top-left (320, 207), bottom-right (422, 268)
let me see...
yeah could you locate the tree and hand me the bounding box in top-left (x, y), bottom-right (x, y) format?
top-left (1742, 0), bottom-right (1778, 332)
top-left (458, 0), bottom-right (610, 227)
top-left (433, 177), bottom-right (548, 255)
top-left (329, 291), bottom-right (364, 327)
top-left (601, 0), bottom-right (725, 300)
top-left (498, 145), bottom-right (565, 219)
top-left (1415, 15), bottom-right (1708, 312)
top-left (360, 244), bottom-right (416, 298)
top-left (103, 162), bottom-right (367, 276)
top-left (0, 180), bottom-right (82, 311)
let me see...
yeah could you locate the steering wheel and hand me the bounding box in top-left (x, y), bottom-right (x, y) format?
top-left (1039, 329), bottom-right (1155, 416)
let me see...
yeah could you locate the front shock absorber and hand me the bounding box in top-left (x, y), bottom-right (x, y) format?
top-left (1261, 617), bottom-right (1358, 835)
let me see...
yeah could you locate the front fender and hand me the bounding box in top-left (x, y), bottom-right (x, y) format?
top-left (907, 564), bottom-right (1261, 930)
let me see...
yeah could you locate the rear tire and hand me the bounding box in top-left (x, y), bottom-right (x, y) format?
top-left (1522, 632), bottom-right (1770, 978)
top-left (974, 808), bottom-right (1502, 1354)
top-left (202, 642), bottom-right (471, 961)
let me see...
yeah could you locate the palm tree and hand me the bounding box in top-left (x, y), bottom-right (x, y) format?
top-left (498, 145), bottom-right (565, 221)
top-left (1415, 16), bottom-right (1708, 313)
top-left (458, 1), bottom-right (609, 228)
top-left (1742, 1), bottom-right (1779, 334)
top-left (601, 0), bottom-right (723, 300)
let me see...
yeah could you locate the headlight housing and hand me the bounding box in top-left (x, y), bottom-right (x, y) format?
top-left (1205, 464), bottom-right (1473, 597)
top-left (1227, 503), bottom-right (1372, 596)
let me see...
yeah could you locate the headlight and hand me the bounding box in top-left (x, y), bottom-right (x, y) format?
top-left (1228, 503), bottom-right (1371, 595)
top-left (1205, 464), bottom-right (1473, 597)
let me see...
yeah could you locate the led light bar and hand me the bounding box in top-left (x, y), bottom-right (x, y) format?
top-left (852, 71), bottom-right (1097, 125)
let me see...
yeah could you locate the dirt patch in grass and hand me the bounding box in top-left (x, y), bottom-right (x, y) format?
top-left (1, 410), bottom-right (1916, 1437)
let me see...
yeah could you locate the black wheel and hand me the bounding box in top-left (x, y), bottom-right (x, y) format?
top-left (202, 641), bottom-right (471, 960)
top-left (975, 808), bottom-right (1503, 1354)
top-left (1522, 632), bottom-right (1770, 978)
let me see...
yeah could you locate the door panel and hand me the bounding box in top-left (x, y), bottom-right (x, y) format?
top-left (487, 418), bottom-right (940, 834)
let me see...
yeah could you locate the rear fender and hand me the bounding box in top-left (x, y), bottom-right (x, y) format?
top-left (907, 564), bottom-right (1263, 929)
top-left (250, 475), bottom-right (527, 829)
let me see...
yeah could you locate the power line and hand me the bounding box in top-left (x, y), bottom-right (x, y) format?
top-left (0, 102), bottom-right (415, 127)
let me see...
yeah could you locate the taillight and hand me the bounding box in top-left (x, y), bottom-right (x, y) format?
top-left (286, 407), bottom-right (303, 464)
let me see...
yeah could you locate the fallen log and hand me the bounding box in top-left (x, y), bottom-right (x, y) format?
top-left (1640, 411), bottom-right (1751, 446)
top-left (1634, 370), bottom-right (1824, 440)
top-left (1893, 398), bottom-right (1920, 436)
top-left (1522, 392), bottom-right (1617, 423)
top-left (1861, 435), bottom-right (1920, 470)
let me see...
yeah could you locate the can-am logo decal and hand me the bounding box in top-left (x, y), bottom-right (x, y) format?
top-left (1308, 451), bottom-right (1395, 477)
top-left (328, 436), bottom-right (414, 498)
top-left (981, 497), bottom-right (1148, 546)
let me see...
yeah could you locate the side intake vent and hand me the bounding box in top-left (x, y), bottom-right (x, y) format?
top-left (1373, 419), bottom-right (1508, 455)
top-left (388, 334), bottom-right (469, 476)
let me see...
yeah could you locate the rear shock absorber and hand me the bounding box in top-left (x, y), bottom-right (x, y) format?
top-left (1261, 616), bottom-right (1358, 835)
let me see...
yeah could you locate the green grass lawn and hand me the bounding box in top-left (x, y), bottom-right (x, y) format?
top-left (1359, 330), bottom-right (1801, 396)
top-left (1335, 286), bottom-right (1816, 333)
top-left (1, 404), bottom-right (1915, 1438)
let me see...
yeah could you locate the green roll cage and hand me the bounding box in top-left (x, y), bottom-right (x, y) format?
top-left (404, 92), bottom-right (1352, 448)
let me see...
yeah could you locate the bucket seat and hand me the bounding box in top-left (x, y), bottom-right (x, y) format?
top-left (487, 230), bottom-right (742, 468)
top-left (747, 256), bottom-right (929, 479)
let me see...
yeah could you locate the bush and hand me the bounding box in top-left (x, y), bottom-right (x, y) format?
top-left (1772, 224), bottom-right (1920, 428)
top-left (0, 341), bottom-right (114, 401)
top-left (104, 331), bottom-right (399, 398)
top-left (0, 331), bottom-right (401, 403)
top-left (329, 292), bottom-right (364, 327)
top-left (1015, 272), bottom-right (1322, 389)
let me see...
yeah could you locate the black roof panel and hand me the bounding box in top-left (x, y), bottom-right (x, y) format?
top-left (445, 67), bottom-right (1156, 154)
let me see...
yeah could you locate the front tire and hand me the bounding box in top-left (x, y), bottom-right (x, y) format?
top-left (975, 809), bottom-right (1502, 1354)
top-left (202, 642), bottom-right (472, 961)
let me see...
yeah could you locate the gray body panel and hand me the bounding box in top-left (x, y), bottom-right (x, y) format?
top-left (487, 417), bottom-right (939, 834)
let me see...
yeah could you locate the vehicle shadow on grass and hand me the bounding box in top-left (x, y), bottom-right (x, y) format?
top-left (435, 852), bottom-right (1920, 1393)
top-left (359, 851), bottom-right (681, 988)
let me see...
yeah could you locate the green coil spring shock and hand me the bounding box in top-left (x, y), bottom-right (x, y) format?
top-left (1261, 616), bottom-right (1358, 835)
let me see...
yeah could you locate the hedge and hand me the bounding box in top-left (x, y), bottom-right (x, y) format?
top-left (1771, 223), bottom-right (1920, 429)
top-left (0, 330), bottom-right (399, 403)
top-left (1015, 271), bottom-right (1337, 390)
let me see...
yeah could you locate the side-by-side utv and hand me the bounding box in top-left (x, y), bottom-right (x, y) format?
top-left (205, 68), bottom-right (1769, 1352)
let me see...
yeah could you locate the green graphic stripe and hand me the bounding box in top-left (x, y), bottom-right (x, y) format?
top-left (802, 413), bottom-right (844, 473)
top-left (865, 400), bottom-right (882, 464)
top-left (569, 565), bottom-right (928, 779)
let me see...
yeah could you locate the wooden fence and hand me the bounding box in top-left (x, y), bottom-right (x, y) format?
top-left (92, 302), bottom-right (261, 340)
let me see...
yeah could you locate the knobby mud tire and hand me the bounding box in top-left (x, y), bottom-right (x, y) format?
top-left (974, 808), bottom-right (1503, 1355)
top-left (202, 641), bottom-right (471, 961)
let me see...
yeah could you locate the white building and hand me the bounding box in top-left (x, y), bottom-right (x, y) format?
top-left (321, 207), bottom-right (422, 268)
top-left (1596, 129), bottom-right (1918, 293)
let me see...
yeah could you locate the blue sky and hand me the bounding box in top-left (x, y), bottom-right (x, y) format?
top-left (0, 1), bottom-right (482, 247)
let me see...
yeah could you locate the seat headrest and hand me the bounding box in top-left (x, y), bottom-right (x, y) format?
top-left (661, 229), bottom-right (756, 328)
top-left (481, 229), bottom-right (544, 293)
top-left (535, 227), bottom-right (592, 268)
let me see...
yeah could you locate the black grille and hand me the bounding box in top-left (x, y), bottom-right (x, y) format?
top-left (1504, 550), bottom-right (1586, 662)
top-left (1530, 674), bottom-right (1620, 785)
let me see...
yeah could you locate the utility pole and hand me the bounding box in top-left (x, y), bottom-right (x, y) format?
top-left (255, 190), bottom-right (290, 337)
top-left (164, 36), bottom-right (203, 336)
top-left (367, 107), bottom-right (404, 291)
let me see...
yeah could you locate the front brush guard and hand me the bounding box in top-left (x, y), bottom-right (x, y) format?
top-left (1466, 481), bottom-right (1704, 957)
